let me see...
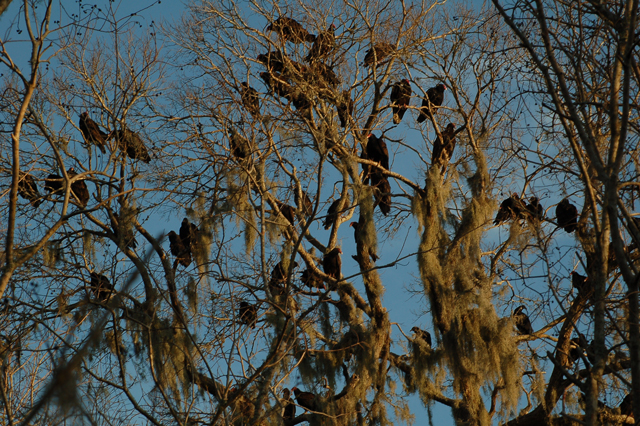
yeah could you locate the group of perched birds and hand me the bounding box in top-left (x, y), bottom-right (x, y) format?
top-left (493, 194), bottom-right (579, 234)
top-left (167, 218), bottom-right (200, 270)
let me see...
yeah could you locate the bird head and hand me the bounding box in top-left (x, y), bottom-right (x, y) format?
top-left (349, 222), bottom-right (357, 228)
top-left (441, 84), bottom-right (448, 90)
top-left (447, 123), bottom-right (455, 131)
top-left (337, 248), bottom-right (342, 254)
top-left (330, 23), bottom-right (336, 30)
top-left (80, 112), bottom-right (88, 118)
top-left (513, 305), bottom-right (527, 315)
top-left (403, 78), bottom-right (410, 84)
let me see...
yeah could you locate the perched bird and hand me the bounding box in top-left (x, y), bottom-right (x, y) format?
top-left (570, 271), bottom-right (589, 294)
top-left (323, 199), bottom-right (342, 230)
top-left (305, 24), bottom-right (336, 62)
top-left (110, 211), bottom-right (138, 249)
top-left (526, 197), bottom-right (544, 222)
top-left (266, 17), bottom-right (316, 43)
top-left (494, 194), bottom-right (526, 225)
top-left (79, 112), bottom-right (108, 154)
top-left (257, 50), bottom-right (288, 74)
top-left (366, 133), bottom-right (389, 171)
top-left (17, 173), bottom-right (42, 208)
top-left (168, 230), bottom-right (191, 268)
top-left (417, 84), bottom-right (447, 123)
top-left (306, 62), bottom-right (340, 89)
top-left (292, 386), bottom-right (317, 411)
top-left (361, 43), bottom-right (395, 67)
top-left (282, 388), bottom-right (297, 420)
top-left (180, 218), bottom-right (199, 254)
top-left (411, 326), bottom-right (432, 347)
top-left (390, 79), bottom-right (412, 124)
top-left (567, 337), bottom-right (584, 366)
top-left (112, 129), bottom-right (151, 163)
top-left (295, 189), bottom-right (313, 216)
top-left (89, 272), bottom-right (113, 302)
top-left (512, 305), bottom-right (534, 335)
top-left (619, 394), bottom-right (633, 418)
top-left (323, 247), bottom-right (342, 281)
top-left (67, 168), bottom-right (89, 208)
top-left (556, 198), bottom-right (578, 233)
top-left (275, 200), bottom-right (296, 225)
top-left (350, 218), bottom-right (378, 263)
top-left (229, 128), bottom-right (251, 160)
top-left (370, 173), bottom-right (391, 216)
top-left (336, 91), bottom-right (354, 128)
top-left (301, 268), bottom-right (325, 290)
top-left (240, 82), bottom-right (261, 119)
top-left (44, 174), bottom-right (64, 194)
top-left (238, 301), bottom-right (257, 328)
top-left (269, 260), bottom-right (299, 296)
top-left (431, 123), bottom-right (456, 174)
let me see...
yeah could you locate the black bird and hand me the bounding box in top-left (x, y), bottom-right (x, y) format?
top-left (366, 133), bottom-right (389, 171)
top-left (238, 301), bottom-right (257, 328)
top-left (494, 194), bottom-right (526, 225)
top-left (567, 337), bottom-right (584, 366)
top-left (44, 174), bottom-right (64, 194)
top-left (180, 218), bottom-right (199, 255)
top-left (266, 17), bottom-right (316, 43)
top-left (305, 24), bottom-right (336, 62)
top-left (417, 84), bottom-right (447, 123)
top-left (282, 388), bottom-right (297, 420)
top-left (269, 260), bottom-right (299, 295)
top-left (301, 268), bottom-right (325, 290)
top-left (350, 218), bottom-right (379, 263)
top-left (111, 129), bottom-right (151, 163)
top-left (336, 91), bottom-right (354, 128)
top-left (229, 128), bottom-right (251, 160)
top-left (240, 82), bottom-right (261, 119)
top-left (556, 198), bottom-right (578, 233)
top-left (89, 272), bottom-right (113, 302)
top-left (79, 112), bottom-right (108, 154)
top-left (168, 230), bottom-right (191, 268)
top-left (295, 189), bottom-right (313, 216)
top-left (411, 326), bottom-right (432, 347)
top-left (513, 305), bottom-right (534, 335)
top-left (323, 247), bottom-right (342, 280)
top-left (17, 173), bottom-right (42, 208)
top-left (292, 386), bottom-right (317, 411)
top-left (390, 79), bottom-right (412, 124)
top-left (323, 199), bottom-right (342, 230)
top-left (275, 201), bottom-right (296, 225)
top-left (431, 123), bottom-right (456, 174)
top-left (526, 197), bottom-right (544, 222)
top-left (257, 50), bottom-right (288, 74)
top-left (67, 168), bottom-right (89, 208)
top-left (361, 43), bottom-right (395, 67)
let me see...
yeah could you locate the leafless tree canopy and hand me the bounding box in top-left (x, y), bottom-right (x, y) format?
top-left (0, 0), bottom-right (639, 425)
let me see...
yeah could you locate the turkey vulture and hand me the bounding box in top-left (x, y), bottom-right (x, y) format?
top-left (238, 301), bottom-right (257, 328)
top-left (366, 133), bottom-right (389, 171)
top-left (89, 272), bottom-right (113, 302)
top-left (361, 43), bottom-right (395, 67)
top-left (282, 388), bottom-right (297, 420)
top-left (512, 305), bottom-right (534, 335)
top-left (417, 84), bottom-right (447, 123)
top-left (269, 260), bottom-right (299, 296)
top-left (292, 387), bottom-right (317, 411)
top-left (240, 82), bottom-right (261, 119)
top-left (390, 79), bottom-right (412, 124)
top-left (305, 62), bottom-right (340, 89)
top-left (570, 271), bottom-right (589, 294)
top-left (79, 112), bottom-right (108, 154)
top-left (567, 337), bottom-right (584, 366)
top-left (619, 394), bottom-right (633, 418)
top-left (432, 123), bottom-right (456, 174)
top-left (370, 173), bottom-right (391, 216)
top-left (526, 197), bottom-right (544, 222)
top-left (295, 189), bottom-right (313, 216)
top-left (323, 199), bottom-right (342, 230)
top-left (275, 201), bottom-right (296, 225)
top-left (323, 247), bottom-right (342, 281)
top-left (350, 219), bottom-right (378, 263)
top-left (67, 168), bottom-right (89, 208)
top-left (112, 129), bottom-right (151, 163)
top-left (556, 198), bottom-right (578, 233)
top-left (266, 17), bottom-right (316, 43)
top-left (301, 268), bottom-right (325, 290)
top-left (494, 194), bottom-right (526, 225)
top-left (180, 218), bottom-right (199, 254)
top-left (336, 91), bottom-right (354, 128)
top-left (168, 230), bottom-right (191, 268)
top-left (411, 326), bottom-right (432, 347)
top-left (257, 50), bottom-right (288, 73)
top-left (44, 174), bottom-right (64, 194)
top-left (229, 128), bottom-right (251, 160)
top-left (17, 173), bottom-right (42, 208)
top-left (305, 24), bottom-right (336, 62)
top-left (110, 211), bottom-right (138, 249)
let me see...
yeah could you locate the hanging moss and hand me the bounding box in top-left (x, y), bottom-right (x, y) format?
top-left (44, 240), bottom-right (63, 268)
